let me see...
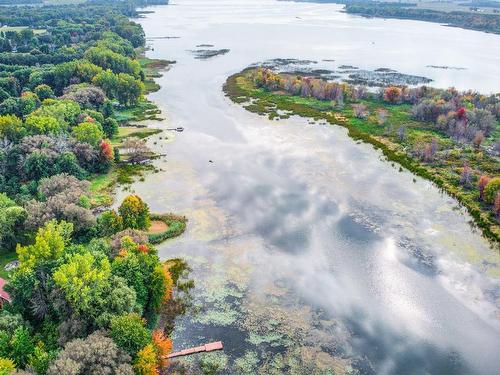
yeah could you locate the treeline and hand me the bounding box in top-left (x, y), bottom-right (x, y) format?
top-left (0, 1), bottom-right (192, 374)
top-left (0, 0), bottom-right (41, 4)
top-left (344, 2), bottom-right (500, 34)
top-left (252, 68), bottom-right (500, 224)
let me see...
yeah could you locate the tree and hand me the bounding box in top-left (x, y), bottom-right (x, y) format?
top-left (17, 220), bottom-right (73, 270)
top-left (23, 151), bottom-right (51, 181)
top-left (25, 174), bottom-right (94, 232)
top-left (151, 330), bottom-right (172, 368)
top-left (493, 192), bottom-right (500, 217)
top-left (352, 103), bottom-right (368, 119)
top-left (110, 313), bottom-right (152, 357)
top-left (46, 331), bottom-right (134, 375)
top-left (24, 115), bottom-right (61, 135)
top-left (102, 117), bottom-right (118, 138)
top-left (71, 121), bottom-right (104, 147)
top-left (478, 175), bottom-right (491, 201)
top-left (383, 86), bottom-right (402, 103)
top-left (62, 84), bottom-right (106, 109)
top-left (111, 249), bottom-right (154, 309)
top-left (84, 47), bottom-right (140, 78)
top-left (148, 264), bottom-right (173, 314)
top-left (0, 193), bottom-right (26, 251)
top-left (34, 85), bottom-right (54, 101)
top-left (118, 195), bottom-right (150, 230)
top-left (0, 115), bottom-right (24, 141)
top-left (52, 251), bottom-right (111, 315)
top-left (484, 177), bottom-right (500, 204)
top-left (9, 326), bottom-right (35, 368)
top-left (459, 164), bottom-right (473, 188)
top-left (97, 210), bottom-right (123, 237)
top-left (92, 69), bottom-right (118, 100)
top-left (121, 137), bottom-right (151, 164)
top-left (133, 344), bottom-right (157, 375)
top-left (0, 358), bottom-right (16, 375)
top-left (34, 100), bottom-right (81, 127)
top-left (27, 342), bottom-right (55, 375)
top-left (116, 73), bottom-right (143, 106)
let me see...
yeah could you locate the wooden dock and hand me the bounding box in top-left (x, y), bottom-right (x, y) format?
top-left (166, 341), bottom-right (223, 359)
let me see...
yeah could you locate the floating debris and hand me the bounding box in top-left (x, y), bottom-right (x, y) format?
top-left (338, 65), bottom-right (358, 69)
top-left (147, 36), bottom-right (180, 40)
top-left (427, 65), bottom-right (466, 70)
top-left (189, 49), bottom-right (230, 59)
top-left (346, 70), bottom-right (432, 86)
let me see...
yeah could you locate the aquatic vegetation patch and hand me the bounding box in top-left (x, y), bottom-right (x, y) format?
top-left (189, 49), bottom-right (230, 59)
top-left (148, 213), bottom-right (188, 244)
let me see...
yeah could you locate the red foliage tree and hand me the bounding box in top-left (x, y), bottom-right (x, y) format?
top-left (494, 192), bottom-right (500, 217)
top-left (457, 107), bottom-right (466, 119)
top-left (100, 139), bottom-right (114, 161)
top-left (383, 86), bottom-right (402, 104)
top-left (478, 175), bottom-right (491, 200)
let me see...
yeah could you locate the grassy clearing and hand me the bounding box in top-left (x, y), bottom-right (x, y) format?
top-left (148, 213), bottom-right (187, 244)
top-left (0, 251), bottom-right (17, 279)
top-left (225, 69), bottom-right (500, 246)
top-left (110, 126), bottom-right (162, 146)
top-left (0, 26), bottom-right (46, 34)
top-left (113, 100), bottom-right (162, 123)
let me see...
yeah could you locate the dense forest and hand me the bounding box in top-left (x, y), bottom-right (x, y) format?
top-left (344, 2), bottom-right (500, 34)
top-left (0, 1), bottom-right (194, 374)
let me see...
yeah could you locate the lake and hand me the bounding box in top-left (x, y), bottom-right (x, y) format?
top-left (120, 0), bottom-right (500, 373)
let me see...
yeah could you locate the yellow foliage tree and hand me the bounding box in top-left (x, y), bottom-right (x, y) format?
top-left (134, 344), bottom-right (158, 375)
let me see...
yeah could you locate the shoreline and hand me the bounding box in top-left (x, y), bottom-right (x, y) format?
top-left (224, 69), bottom-right (500, 248)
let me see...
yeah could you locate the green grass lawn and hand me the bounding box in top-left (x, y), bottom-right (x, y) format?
top-left (0, 251), bottom-right (17, 279)
top-left (0, 26), bottom-right (46, 34)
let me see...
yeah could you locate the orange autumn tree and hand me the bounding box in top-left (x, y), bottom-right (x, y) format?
top-left (152, 330), bottom-right (173, 367)
top-left (383, 86), bottom-right (402, 104)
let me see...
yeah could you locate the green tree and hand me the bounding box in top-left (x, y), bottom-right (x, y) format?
top-left (92, 69), bottom-right (118, 100)
top-left (34, 84), bottom-right (54, 101)
top-left (484, 177), bottom-right (500, 204)
top-left (35, 100), bottom-right (81, 127)
top-left (118, 195), bottom-right (150, 230)
top-left (71, 121), bottom-right (104, 147)
top-left (102, 117), bottom-right (118, 138)
top-left (17, 220), bottom-right (73, 270)
top-left (24, 115), bottom-right (61, 135)
top-left (84, 47), bottom-right (140, 78)
top-left (97, 210), bottom-right (123, 237)
top-left (52, 251), bottom-right (111, 315)
top-left (9, 326), bottom-right (35, 368)
top-left (23, 151), bottom-right (51, 181)
top-left (116, 73), bottom-right (143, 106)
top-left (0, 193), bottom-right (26, 251)
top-left (0, 114), bottom-right (24, 141)
top-left (110, 313), bottom-right (151, 357)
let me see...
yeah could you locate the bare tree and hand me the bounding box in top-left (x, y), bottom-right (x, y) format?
top-left (121, 137), bottom-right (151, 164)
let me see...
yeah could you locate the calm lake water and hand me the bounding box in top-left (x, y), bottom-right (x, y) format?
top-left (122, 1), bottom-right (500, 373)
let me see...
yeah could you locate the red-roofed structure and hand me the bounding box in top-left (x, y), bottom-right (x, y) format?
top-left (0, 277), bottom-right (11, 307)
